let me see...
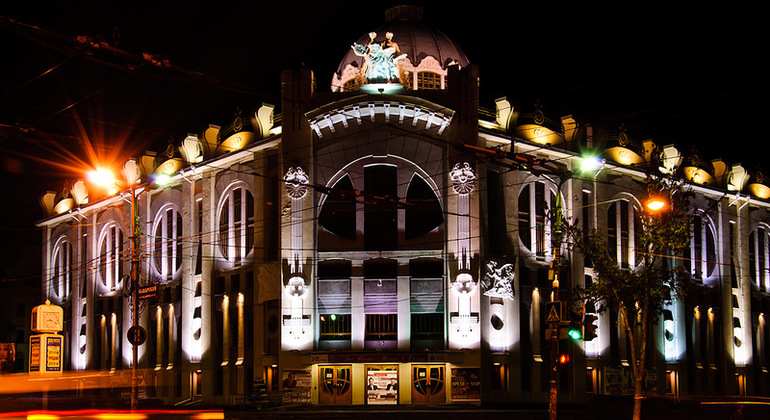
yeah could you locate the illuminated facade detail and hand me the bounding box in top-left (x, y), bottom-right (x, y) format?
top-left (449, 162), bottom-right (479, 347)
top-left (482, 261), bottom-right (515, 300)
top-left (283, 167), bottom-right (312, 348)
top-left (35, 3), bottom-right (770, 408)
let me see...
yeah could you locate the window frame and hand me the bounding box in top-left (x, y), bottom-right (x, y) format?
top-left (152, 204), bottom-right (184, 281)
top-left (98, 222), bottom-right (127, 292)
top-left (217, 182), bottom-right (255, 266)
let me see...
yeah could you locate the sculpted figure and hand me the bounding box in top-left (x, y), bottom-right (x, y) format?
top-left (352, 32), bottom-right (405, 84)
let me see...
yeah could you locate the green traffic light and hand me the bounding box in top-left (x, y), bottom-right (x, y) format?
top-left (568, 328), bottom-right (582, 340)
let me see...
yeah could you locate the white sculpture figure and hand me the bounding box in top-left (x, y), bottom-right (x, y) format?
top-left (482, 261), bottom-right (515, 300)
top-left (352, 32), bottom-right (406, 84)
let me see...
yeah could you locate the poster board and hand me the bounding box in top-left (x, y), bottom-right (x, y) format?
top-left (366, 370), bottom-right (398, 405)
top-left (29, 333), bottom-right (63, 375)
top-left (451, 368), bottom-right (481, 400)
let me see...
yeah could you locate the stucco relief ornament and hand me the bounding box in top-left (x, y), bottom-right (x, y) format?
top-left (284, 167), bottom-right (309, 199)
top-left (482, 261), bottom-right (515, 300)
top-left (451, 162), bottom-right (476, 194)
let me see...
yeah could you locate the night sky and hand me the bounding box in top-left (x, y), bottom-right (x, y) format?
top-left (0, 1), bottom-right (767, 283)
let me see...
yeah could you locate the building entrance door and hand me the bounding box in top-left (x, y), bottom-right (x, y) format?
top-left (318, 365), bottom-right (352, 404)
top-left (412, 365), bottom-right (445, 404)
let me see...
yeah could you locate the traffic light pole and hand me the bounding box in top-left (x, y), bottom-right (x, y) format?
top-left (549, 188), bottom-right (564, 420)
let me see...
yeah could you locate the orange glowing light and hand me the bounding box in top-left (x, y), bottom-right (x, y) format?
top-left (646, 196), bottom-right (668, 212)
top-left (86, 168), bottom-right (117, 188)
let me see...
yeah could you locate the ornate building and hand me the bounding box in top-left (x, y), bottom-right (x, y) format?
top-left (36, 5), bottom-right (770, 406)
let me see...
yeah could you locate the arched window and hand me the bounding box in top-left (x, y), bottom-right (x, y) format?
top-left (153, 205), bottom-right (183, 280)
top-left (607, 200), bottom-right (641, 268)
top-left (749, 225), bottom-right (770, 291)
top-left (218, 184), bottom-right (254, 265)
top-left (405, 174), bottom-right (443, 239)
top-left (99, 223), bottom-right (127, 291)
top-left (52, 238), bottom-right (72, 299)
top-left (318, 175), bottom-right (356, 240)
top-left (518, 180), bottom-right (557, 258)
top-left (687, 214), bottom-right (717, 280)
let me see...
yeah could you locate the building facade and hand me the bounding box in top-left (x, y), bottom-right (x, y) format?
top-left (36, 5), bottom-right (770, 406)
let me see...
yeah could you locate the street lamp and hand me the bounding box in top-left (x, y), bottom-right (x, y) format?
top-left (645, 195), bottom-right (668, 212)
top-left (86, 164), bottom-right (143, 411)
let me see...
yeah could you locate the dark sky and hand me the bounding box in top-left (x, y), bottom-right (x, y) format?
top-left (0, 1), bottom-right (767, 280)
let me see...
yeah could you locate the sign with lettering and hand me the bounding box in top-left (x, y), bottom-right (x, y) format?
top-left (45, 336), bottom-right (62, 372)
top-left (29, 333), bottom-right (62, 375)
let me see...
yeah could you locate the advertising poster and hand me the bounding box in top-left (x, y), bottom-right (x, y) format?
top-left (451, 368), bottom-right (481, 400)
top-left (367, 370), bottom-right (398, 405)
top-left (29, 336), bottom-right (40, 372)
top-left (0, 343), bottom-right (15, 374)
top-left (45, 336), bottom-right (62, 372)
top-left (282, 369), bottom-right (311, 389)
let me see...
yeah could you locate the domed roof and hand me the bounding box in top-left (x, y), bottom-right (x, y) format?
top-left (332, 5), bottom-right (470, 92)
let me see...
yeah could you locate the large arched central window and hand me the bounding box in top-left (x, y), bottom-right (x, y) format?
top-left (51, 238), bottom-right (72, 299)
top-left (218, 184), bottom-right (255, 265)
top-left (318, 163), bottom-right (443, 250)
top-left (99, 223), bottom-right (127, 292)
top-left (153, 205), bottom-right (183, 280)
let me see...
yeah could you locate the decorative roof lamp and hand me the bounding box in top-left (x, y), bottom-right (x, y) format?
top-left (604, 127), bottom-right (644, 166)
top-left (657, 144), bottom-right (682, 175)
top-left (153, 137), bottom-right (184, 184)
top-left (726, 164), bottom-right (749, 192)
top-left (217, 107), bottom-right (255, 154)
top-left (515, 104), bottom-right (564, 146)
top-left (747, 166), bottom-right (770, 200)
top-left (52, 184), bottom-right (75, 215)
top-left (681, 148), bottom-right (715, 186)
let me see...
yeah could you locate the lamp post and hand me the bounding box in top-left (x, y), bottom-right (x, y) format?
top-left (129, 184), bottom-right (140, 411)
top-left (87, 166), bottom-right (145, 411)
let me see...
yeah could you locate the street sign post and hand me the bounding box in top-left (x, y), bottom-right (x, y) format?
top-left (127, 325), bottom-right (147, 346)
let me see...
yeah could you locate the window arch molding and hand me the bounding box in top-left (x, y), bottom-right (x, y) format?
top-left (317, 155), bottom-right (444, 248)
top-left (317, 155), bottom-right (443, 210)
top-left (150, 202), bottom-right (184, 281)
top-left (51, 235), bottom-right (74, 301)
top-left (688, 210), bottom-right (718, 281)
top-left (96, 219), bottom-right (129, 294)
top-left (215, 180), bottom-right (255, 267)
top-left (605, 193), bottom-right (643, 268)
top-left (748, 221), bottom-right (770, 291)
top-left (516, 176), bottom-right (563, 259)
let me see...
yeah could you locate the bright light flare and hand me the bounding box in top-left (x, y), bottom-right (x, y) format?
top-left (646, 196), bottom-right (668, 212)
top-left (580, 155), bottom-right (603, 173)
top-left (86, 168), bottom-right (117, 188)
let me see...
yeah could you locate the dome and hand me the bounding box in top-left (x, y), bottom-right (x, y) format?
top-left (332, 5), bottom-right (470, 92)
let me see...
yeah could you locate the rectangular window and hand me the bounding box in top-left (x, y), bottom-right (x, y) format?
top-left (365, 314), bottom-right (397, 341)
top-left (411, 313), bottom-right (443, 340)
top-left (320, 314), bottom-right (351, 340)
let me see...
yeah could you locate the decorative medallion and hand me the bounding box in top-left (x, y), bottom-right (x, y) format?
top-left (285, 167), bottom-right (310, 199)
top-left (450, 162), bottom-right (475, 194)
